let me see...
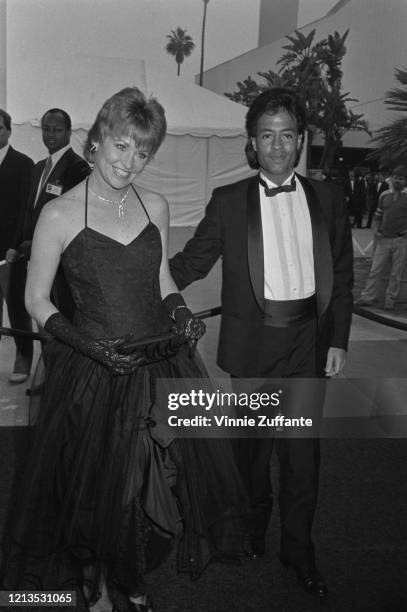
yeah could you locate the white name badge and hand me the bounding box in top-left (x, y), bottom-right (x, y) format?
top-left (45, 182), bottom-right (63, 196)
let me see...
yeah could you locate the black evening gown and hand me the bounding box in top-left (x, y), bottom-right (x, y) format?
top-left (1, 190), bottom-right (245, 600)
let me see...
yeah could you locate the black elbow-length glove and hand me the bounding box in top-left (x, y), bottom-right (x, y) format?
top-left (44, 312), bottom-right (145, 375)
top-left (162, 293), bottom-right (206, 341)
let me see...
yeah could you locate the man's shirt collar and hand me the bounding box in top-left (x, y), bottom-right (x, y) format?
top-left (0, 143), bottom-right (10, 166)
top-left (259, 171), bottom-right (295, 189)
top-left (49, 143), bottom-right (71, 167)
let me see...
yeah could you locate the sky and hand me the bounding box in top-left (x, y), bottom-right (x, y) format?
top-left (6, 0), bottom-right (341, 124)
top-left (7, 0), bottom-right (338, 84)
top-left (298, 0), bottom-right (340, 28)
top-left (7, 0), bottom-right (259, 81)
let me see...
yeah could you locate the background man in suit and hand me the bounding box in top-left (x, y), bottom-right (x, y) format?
top-left (376, 167), bottom-right (393, 195)
top-left (170, 88), bottom-right (353, 599)
top-left (346, 167), bottom-right (366, 228)
top-left (0, 109), bottom-right (34, 383)
top-left (15, 108), bottom-right (89, 319)
top-left (375, 169), bottom-right (391, 198)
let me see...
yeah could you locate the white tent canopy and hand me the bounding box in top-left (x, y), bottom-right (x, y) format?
top-left (9, 56), bottom-right (252, 225)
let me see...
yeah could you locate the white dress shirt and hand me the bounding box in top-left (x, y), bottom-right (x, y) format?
top-left (0, 143), bottom-right (10, 166)
top-left (259, 172), bottom-right (315, 301)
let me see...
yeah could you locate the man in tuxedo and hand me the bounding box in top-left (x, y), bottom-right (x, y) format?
top-left (12, 108), bottom-right (89, 320)
top-left (346, 168), bottom-right (366, 228)
top-left (375, 170), bottom-right (391, 198)
top-left (0, 109), bottom-right (34, 383)
top-left (170, 88), bottom-right (353, 598)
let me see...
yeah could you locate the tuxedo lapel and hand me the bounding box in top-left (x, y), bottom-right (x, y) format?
top-left (296, 174), bottom-right (333, 316)
top-left (247, 175), bottom-right (264, 311)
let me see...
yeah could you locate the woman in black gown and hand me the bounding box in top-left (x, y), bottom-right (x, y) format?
top-left (1, 88), bottom-right (245, 611)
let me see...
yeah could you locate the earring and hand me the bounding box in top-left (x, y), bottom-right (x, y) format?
top-left (89, 143), bottom-right (97, 153)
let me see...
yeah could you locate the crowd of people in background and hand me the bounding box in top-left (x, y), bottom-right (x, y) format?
top-left (344, 167), bottom-right (392, 230)
top-left (319, 164), bottom-right (407, 310)
top-left (318, 165), bottom-right (393, 229)
top-left (356, 165), bottom-right (407, 310)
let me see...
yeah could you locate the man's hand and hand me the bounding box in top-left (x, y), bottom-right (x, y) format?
top-left (324, 347), bottom-right (346, 377)
top-left (86, 337), bottom-right (146, 375)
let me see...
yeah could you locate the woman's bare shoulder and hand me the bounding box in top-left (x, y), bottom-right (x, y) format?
top-left (132, 184), bottom-right (169, 226)
top-left (41, 183), bottom-right (85, 221)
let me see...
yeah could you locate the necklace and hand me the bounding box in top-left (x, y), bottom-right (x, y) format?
top-left (89, 185), bottom-right (130, 219)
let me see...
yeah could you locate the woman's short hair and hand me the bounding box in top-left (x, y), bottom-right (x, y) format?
top-left (84, 87), bottom-right (167, 162)
top-left (245, 88), bottom-right (307, 169)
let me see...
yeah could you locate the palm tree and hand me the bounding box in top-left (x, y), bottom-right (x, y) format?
top-left (166, 27), bottom-right (195, 76)
top-left (225, 29), bottom-right (370, 170)
top-left (369, 69), bottom-right (407, 165)
top-left (199, 0), bottom-right (210, 86)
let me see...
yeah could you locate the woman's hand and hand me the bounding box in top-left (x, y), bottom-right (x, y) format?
top-left (172, 317), bottom-right (206, 341)
top-left (44, 313), bottom-right (146, 376)
top-left (86, 337), bottom-right (146, 375)
top-left (162, 292), bottom-right (206, 343)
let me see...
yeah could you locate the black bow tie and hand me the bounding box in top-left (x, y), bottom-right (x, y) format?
top-left (259, 175), bottom-right (296, 197)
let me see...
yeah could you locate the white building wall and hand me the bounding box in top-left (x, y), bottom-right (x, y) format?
top-left (0, 0), bottom-right (6, 109)
top-left (258, 0), bottom-right (299, 47)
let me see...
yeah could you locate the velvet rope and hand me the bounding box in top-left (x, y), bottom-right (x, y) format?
top-left (0, 306), bottom-right (223, 345)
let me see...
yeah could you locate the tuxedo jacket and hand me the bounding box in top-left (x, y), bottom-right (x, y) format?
top-left (346, 176), bottom-right (366, 212)
top-left (0, 146), bottom-right (34, 259)
top-left (19, 147), bottom-right (89, 321)
top-left (20, 147), bottom-right (90, 245)
top-left (170, 173), bottom-right (354, 377)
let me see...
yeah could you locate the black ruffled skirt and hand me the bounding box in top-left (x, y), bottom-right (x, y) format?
top-left (1, 340), bottom-right (246, 600)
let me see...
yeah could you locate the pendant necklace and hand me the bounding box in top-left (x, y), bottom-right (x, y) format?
top-left (89, 185), bottom-right (130, 219)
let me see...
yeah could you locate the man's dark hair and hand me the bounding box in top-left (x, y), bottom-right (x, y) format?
top-left (0, 109), bottom-right (12, 131)
top-left (41, 108), bottom-right (72, 130)
top-left (244, 88), bottom-right (307, 169)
